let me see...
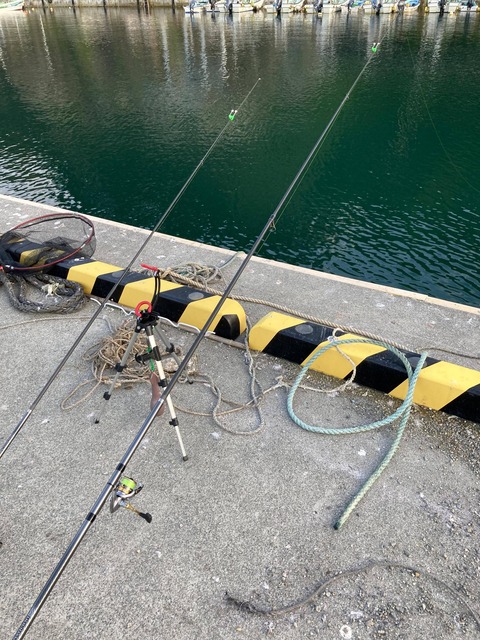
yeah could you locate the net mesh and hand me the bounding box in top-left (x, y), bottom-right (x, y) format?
top-left (0, 212), bottom-right (96, 273)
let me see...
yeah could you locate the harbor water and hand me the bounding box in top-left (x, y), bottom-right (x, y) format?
top-left (0, 7), bottom-right (479, 306)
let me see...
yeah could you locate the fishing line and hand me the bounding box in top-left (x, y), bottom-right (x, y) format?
top-left (13, 58), bottom-right (379, 638)
top-left (0, 77), bottom-right (261, 463)
top-left (405, 36), bottom-right (480, 196)
top-left (255, 41), bottom-right (384, 256)
top-left (234, 77), bottom-right (262, 113)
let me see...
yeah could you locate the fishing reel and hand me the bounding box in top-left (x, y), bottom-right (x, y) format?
top-left (110, 476), bottom-right (152, 523)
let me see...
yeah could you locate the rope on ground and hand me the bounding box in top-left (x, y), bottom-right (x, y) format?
top-left (152, 323), bottom-right (353, 434)
top-left (0, 315), bottom-right (95, 331)
top-left (60, 313), bottom-right (284, 435)
top-left (58, 308), bottom-right (309, 434)
top-left (177, 318), bottom-right (270, 435)
top-left (61, 317), bottom-right (170, 410)
top-left (211, 317), bottom-right (267, 435)
top-left (225, 559), bottom-right (480, 630)
top-left (174, 372), bottom-right (286, 434)
top-left (60, 315), bottom-right (272, 431)
top-left (287, 338), bottom-right (428, 530)
top-left (148, 252), bottom-right (243, 287)
top-left (0, 271), bottom-right (86, 313)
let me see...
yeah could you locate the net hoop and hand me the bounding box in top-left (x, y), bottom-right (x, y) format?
top-left (0, 212), bottom-right (96, 274)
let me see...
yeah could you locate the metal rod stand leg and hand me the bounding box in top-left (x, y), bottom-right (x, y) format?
top-left (144, 325), bottom-right (188, 461)
top-left (94, 320), bottom-right (143, 424)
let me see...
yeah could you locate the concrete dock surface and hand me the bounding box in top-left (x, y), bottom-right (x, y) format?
top-left (0, 194), bottom-right (479, 639)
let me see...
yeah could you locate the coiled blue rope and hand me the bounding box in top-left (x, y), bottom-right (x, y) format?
top-left (287, 338), bottom-right (428, 530)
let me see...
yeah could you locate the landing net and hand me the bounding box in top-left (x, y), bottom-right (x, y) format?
top-left (0, 212), bottom-right (96, 274)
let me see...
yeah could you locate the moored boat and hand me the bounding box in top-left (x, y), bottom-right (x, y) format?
top-left (279, 0), bottom-right (295, 12)
top-left (364, 0), bottom-right (386, 12)
top-left (305, 0), bottom-right (342, 10)
top-left (205, 0), bottom-right (221, 11)
top-left (341, 0), bottom-right (365, 11)
top-left (426, 0), bottom-right (448, 11)
top-left (290, 0), bottom-right (307, 10)
top-left (327, 1), bottom-right (343, 8)
top-left (449, 0), bottom-right (478, 10)
top-left (231, 0), bottom-right (254, 11)
top-left (265, 0), bottom-right (301, 12)
top-left (184, 0), bottom-right (210, 13)
top-left (0, 0), bottom-right (24, 10)
top-left (377, 0), bottom-right (397, 12)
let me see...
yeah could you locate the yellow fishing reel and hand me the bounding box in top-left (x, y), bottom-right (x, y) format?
top-left (110, 476), bottom-right (152, 523)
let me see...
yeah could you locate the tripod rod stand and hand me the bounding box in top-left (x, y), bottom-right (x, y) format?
top-left (95, 308), bottom-right (188, 461)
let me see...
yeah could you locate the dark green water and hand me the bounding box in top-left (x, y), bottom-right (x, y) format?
top-left (0, 7), bottom-right (479, 306)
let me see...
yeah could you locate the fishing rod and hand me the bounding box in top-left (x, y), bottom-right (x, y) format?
top-left (0, 77), bottom-right (261, 463)
top-left (13, 46), bottom-right (380, 638)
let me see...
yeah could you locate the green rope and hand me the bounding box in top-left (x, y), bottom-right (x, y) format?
top-left (287, 338), bottom-right (428, 530)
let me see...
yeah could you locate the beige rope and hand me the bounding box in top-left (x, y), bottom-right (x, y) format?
top-left (153, 266), bottom-right (411, 352)
top-left (62, 318), bottom-right (158, 410)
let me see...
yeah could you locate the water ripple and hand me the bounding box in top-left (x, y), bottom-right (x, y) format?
top-left (0, 8), bottom-right (479, 306)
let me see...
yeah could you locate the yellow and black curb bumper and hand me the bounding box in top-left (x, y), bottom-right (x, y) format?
top-left (5, 239), bottom-right (246, 339)
top-left (50, 256), bottom-right (247, 340)
top-left (7, 240), bottom-right (480, 422)
top-left (249, 312), bottom-right (480, 424)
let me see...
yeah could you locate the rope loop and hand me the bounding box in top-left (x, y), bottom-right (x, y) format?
top-left (288, 338), bottom-right (415, 435)
top-left (287, 337), bottom-right (428, 529)
top-left (0, 270), bottom-right (86, 314)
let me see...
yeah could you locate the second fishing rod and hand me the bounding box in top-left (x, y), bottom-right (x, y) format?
top-left (12, 46), bottom-right (381, 639)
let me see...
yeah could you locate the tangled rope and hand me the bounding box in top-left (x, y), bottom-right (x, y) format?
top-left (176, 318), bottom-right (279, 436)
top-left (0, 271), bottom-right (86, 314)
top-left (61, 317), bottom-right (187, 410)
top-left (153, 262), bottom-right (226, 288)
top-left (82, 317), bottom-right (157, 384)
top-left (287, 338), bottom-right (428, 530)
top-left (61, 315), bottom-right (284, 435)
